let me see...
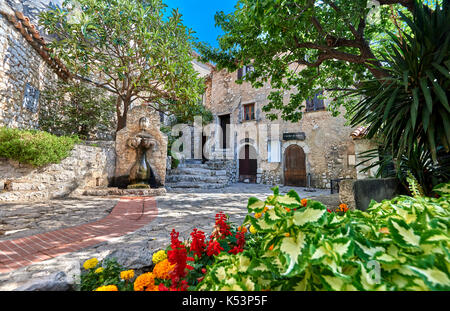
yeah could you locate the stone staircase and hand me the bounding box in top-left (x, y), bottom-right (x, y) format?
top-left (165, 160), bottom-right (232, 190)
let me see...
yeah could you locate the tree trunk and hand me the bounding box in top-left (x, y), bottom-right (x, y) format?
top-left (116, 96), bottom-right (130, 132)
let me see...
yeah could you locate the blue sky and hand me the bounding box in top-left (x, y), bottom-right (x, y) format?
top-left (163, 0), bottom-right (237, 48)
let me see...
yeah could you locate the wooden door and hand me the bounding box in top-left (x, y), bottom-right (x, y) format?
top-left (239, 145), bottom-right (257, 183)
top-left (284, 145), bottom-right (307, 187)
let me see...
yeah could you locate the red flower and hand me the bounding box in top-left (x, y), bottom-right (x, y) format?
top-left (228, 231), bottom-right (246, 255)
top-left (190, 228), bottom-right (206, 258)
top-left (201, 268), bottom-right (207, 274)
top-left (211, 212), bottom-right (232, 240)
top-left (158, 283), bottom-right (169, 291)
top-left (327, 209), bottom-right (332, 213)
top-left (167, 229), bottom-right (194, 290)
top-left (206, 240), bottom-right (224, 257)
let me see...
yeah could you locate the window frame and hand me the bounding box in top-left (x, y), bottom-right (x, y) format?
top-left (243, 103), bottom-right (256, 121)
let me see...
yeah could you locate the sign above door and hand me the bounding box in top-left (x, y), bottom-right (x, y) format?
top-left (283, 132), bottom-right (306, 141)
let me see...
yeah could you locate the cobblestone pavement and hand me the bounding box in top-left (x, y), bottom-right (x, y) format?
top-left (0, 183), bottom-right (336, 290)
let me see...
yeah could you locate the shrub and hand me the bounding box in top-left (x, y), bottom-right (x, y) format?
top-left (0, 127), bottom-right (80, 167)
top-left (39, 81), bottom-right (116, 140)
top-left (197, 184), bottom-right (450, 291)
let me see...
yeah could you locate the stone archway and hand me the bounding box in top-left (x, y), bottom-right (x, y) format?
top-left (284, 145), bottom-right (307, 187)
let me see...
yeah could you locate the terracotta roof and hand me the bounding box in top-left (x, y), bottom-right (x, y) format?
top-left (0, 10), bottom-right (71, 81)
top-left (351, 126), bottom-right (368, 140)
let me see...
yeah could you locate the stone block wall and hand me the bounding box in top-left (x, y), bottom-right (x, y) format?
top-left (0, 10), bottom-right (57, 129)
top-left (0, 142), bottom-right (116, 202)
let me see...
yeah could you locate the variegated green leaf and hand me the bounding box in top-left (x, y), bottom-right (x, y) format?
top-left (388, 218), bottom-right (421, 248)
top-left (408, 266), bottom-right (450, 290)
top-left (292, 205), bottom-right (327, 227)
top-left (279, 232), bottom-right (307, 276)
top-left (247, 197), bottom-right (266, 213)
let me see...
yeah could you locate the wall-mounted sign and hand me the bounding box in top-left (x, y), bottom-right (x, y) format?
top-left (23, 83), bottom-right (40, 113)
top-left (283, 132), bottom-right (306, 141)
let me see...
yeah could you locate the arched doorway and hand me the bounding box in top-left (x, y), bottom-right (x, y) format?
top-left (284, 145), bottom-right (307, 187)
top-left (239, 144), bottom-right (257, 183)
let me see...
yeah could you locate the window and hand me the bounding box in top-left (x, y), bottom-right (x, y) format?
top-left (268, 140), bottom-right (281, 163)
top-left (237, 65), bottom-right (254, 80)
top-left (306, 91), bottom-right (325, 112)
top-left (243, 103), bottom-right (256, 121)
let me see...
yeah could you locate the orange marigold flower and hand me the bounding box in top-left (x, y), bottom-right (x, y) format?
top-left (285, 208), bottom-right (291, 212)
top-left (94, 285), bottom-right (118, 291)
top-left (379, 227), bottom-right (390, 234)
top-left (301, 199), bottom-right (308, 207)
top-left (239, 226), bottom-right (248, 233)
top-left (268, 244), bottom-right (274, 251)
top-left (263, 206), bottom-right (269, 213)
top-left (285, 233), bottom-right (290, 237)
top-left (152, 259), bottom-right (175, 280)
top-left (255, 213), bottom-right (262, 219)
top-left (339, 204), bottom-right (349, 212)
top-left (134, 272), bottom-right (159, 291)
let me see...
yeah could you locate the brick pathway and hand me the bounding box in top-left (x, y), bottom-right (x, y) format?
top-left (0, 197), bottom-right (157, 274)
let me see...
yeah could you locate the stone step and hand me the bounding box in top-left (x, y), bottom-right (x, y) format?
top-left (169, 167), bottom-right (228, 177)
top-left (0, 190), bottom-right (49, 202)
top-left (166, 174), bottom-right (228, 184)
top-left (165, 182), bottom-right (227, 189)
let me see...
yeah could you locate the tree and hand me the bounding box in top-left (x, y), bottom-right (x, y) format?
top-left (39, 0), bottom-right (205, 132)
top-left (197, 0), bottom-right (441, 122)
top-left (349, 1), bottom-right (450, 194)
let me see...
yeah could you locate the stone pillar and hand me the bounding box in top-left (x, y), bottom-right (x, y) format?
top-left (114, 105), bottom-right (168, 189)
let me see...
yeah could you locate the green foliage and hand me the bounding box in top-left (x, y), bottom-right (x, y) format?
top-left (196, 0), bottom-right (427, 121)
top-left (164, 98), bottom-right (214, 126)
top-left (197, 185), bottom-right (450, 291)
top-left (79, 258), bottom-right (133, 291)
top-left (39, 0), bottom-right (205, 131)
top-left (349, 1), bottom-right (450, 162)
top-left (40, 81), bottom-right (116, 140)
top-left (0, 127), bottom-right (80, 167)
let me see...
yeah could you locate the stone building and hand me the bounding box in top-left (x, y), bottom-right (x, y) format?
top-left (0, 0), bottom-right (68, 129)
top-left (199, 65), bottom-right (359, 189)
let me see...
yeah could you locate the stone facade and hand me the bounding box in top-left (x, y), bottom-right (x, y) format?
top-left (115, 104), bottom-right (168, 189)
top-left (0, 142), bottom-right (116, 202)
top-left (204, 67), bottom-right (358, 189)
top-left (0, 6), bottom-right (58, 129)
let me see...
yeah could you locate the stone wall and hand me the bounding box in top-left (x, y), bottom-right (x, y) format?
top-left (205, 67), bottom-right (357, 189)
top-left (0, 142), bottom-right (116, 202)
top-left (0, 6), bottom-right (58, 129)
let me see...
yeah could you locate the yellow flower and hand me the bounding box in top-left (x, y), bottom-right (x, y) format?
top-left (249, 225), bottom-right (257, 234)
top-left (284, 233), bottom-right (290, 237)
top-left (94, 267), bottom-right (104, 274)
top-left (134, 272), bottom-right (159, 291)
top-left (152, 250), bottom-right (167, 265)
top-left (94, 285), bottom-right (118, 291)
top-left (83, 258), bottom-right (99, 270)
top-left (120, 270), bottom-right (135, 281)
top-left (152, 259), bottom-right (175, 280)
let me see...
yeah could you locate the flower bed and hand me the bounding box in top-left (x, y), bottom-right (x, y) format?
top-left (79, 183), bottom-right (450, 291)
